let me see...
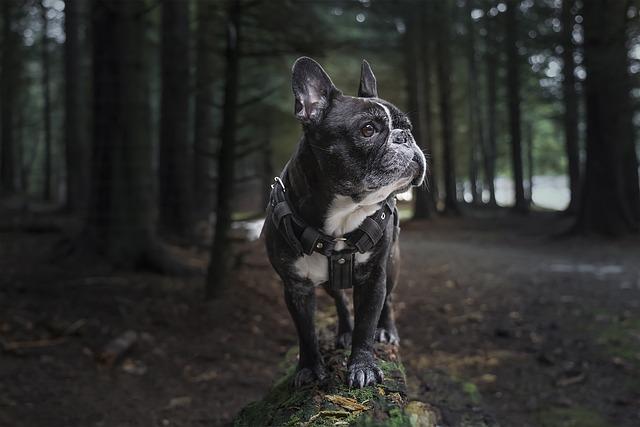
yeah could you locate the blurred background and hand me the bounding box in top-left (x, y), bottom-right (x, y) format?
top-left (0, 0), bottom-right (639, 426)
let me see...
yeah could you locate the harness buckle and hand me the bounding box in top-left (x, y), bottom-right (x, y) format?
top-left (271, 176), bottom-right (286, 192)
top-left (333, 237), bottom-right (347, 242)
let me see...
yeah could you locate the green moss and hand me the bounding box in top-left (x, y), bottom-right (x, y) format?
top-left (537, 406), bottom-right (613, 427)
top-left (461, 382), bottom-right (481, 405)
top-left (595, 317), bottom-right (640, 366)
top-left (234, 313), bottom-right (439, 427)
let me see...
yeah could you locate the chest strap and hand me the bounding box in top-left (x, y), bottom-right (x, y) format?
top-left (268, 175), bottom-right (398, 290)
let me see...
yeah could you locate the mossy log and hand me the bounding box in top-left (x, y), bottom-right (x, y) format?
top-left (233, 314), bottom-right (439, 427)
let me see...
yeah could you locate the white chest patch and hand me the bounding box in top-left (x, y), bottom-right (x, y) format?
top-left (292, 194), bottom-right (392, 285)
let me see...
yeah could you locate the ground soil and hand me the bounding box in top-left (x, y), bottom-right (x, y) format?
top-left (1, 210), bottom-right (639, 427)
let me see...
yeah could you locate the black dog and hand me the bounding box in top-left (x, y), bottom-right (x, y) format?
top-left (264, 57), bottom-right (426, 389)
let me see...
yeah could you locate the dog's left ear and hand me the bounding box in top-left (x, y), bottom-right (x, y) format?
top-left (358, 60), bottom-right (378, 98)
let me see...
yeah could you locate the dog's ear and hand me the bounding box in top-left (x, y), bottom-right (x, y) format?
top-left (292, 57), bottom-right (337, 124)
top-left (358, 60), bottom-right (378, 98)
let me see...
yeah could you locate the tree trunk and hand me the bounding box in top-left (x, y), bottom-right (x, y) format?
top-left (64, 0), bottom-right (88, 213)
top-left (194, 0), bottom-right (217, 216)
top-left (576, 0), bottom-right (640, 235)
top-left (405, 9), bottom-right (431, 220)
top-left (413, 1), bottom-right (437, 219)
top-left (484, 11), bottom-right (498, 206)
top-left (505, 0), bottom-right (527, 213)
top-left (434, 0), bottom-right (459, 215)
top-left (86, 0), bottom-right (155, 264)
top-left (41, 1), bottom-right (53, 201)
top-left (465, 0), bottom-right (485, 205)
top-left (1, 1), bottom-right (18, 195)
top-left (159, 0), bottom-right (192, 235)
top-left (525, 121), bottom-right (534, 203)
top-left (206, 0), bottom-right (241, 299)
top-left (561, 0), bottom-right (581, 214)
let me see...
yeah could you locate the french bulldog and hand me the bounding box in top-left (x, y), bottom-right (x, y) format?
top-left (264, 57), bottom-right (426, 388)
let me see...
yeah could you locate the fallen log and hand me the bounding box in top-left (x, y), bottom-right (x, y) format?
top-left (233, 317), bottom-right (439, 427)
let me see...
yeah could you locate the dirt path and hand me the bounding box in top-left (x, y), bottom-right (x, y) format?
top-left (0, 212), bottom-right (639, 426)
top-left (397, 214), bottom-right (640, 427)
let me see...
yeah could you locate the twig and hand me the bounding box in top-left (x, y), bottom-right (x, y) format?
top-left (2, 337), bottom-right (66, 351)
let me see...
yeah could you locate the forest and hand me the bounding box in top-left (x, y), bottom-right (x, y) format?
top-left (1, 0), bottom-right (639, 426)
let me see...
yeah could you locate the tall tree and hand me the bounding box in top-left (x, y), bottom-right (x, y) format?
top-left (40, 0), bottom-right (53, 201)
top-left (560, 0), bottom-right (580, 214)
top-left (434, 0), bottom-right (459, 214)
top-left (405, 8), bottom-right (431, 219)
top-left (484, 6), bottom-right (498, 206)
top-left (0, 0), bottom-right (19, 194)
top-left (207, 0), bottom-right (241, 298)
top-left (193, 1), bottom-right (217, 216)
top-left (64, 0), bottom-right (88, 212)
top-left (505, 0), bottom-right (527, 213)
top-left (576, 0), bottom-right (640, 235)
top-left (159, 0), bottom-right (192, 235)
top-left (86, 0), bottom-right (155, 264)
top-left (413, 1), bottom-right (437, 218)
top-left (465, 0), bottom-right (485, 205)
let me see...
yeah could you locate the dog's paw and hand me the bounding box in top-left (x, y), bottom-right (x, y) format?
top-left (347, 355), bottom-right (384, 388)
top-left (375, 327), bottom-right (400, 345)
top-left (336, 331), bottom-right (352, 349)
top-left (293, 364), bottom-right (325, 388)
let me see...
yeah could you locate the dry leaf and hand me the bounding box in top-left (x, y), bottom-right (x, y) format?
top-left (325, 395), bottom-right (369, 411)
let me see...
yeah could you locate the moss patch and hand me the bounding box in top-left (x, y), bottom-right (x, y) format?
top-left (537, 406), bottom-right (613, 427)
top-left (594, 316), bottom-right (640, 367)
top-left (234, 319), bottom-right (437, 426)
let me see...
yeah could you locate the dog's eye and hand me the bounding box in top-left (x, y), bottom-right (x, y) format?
top-left (361, 123), bottom-right (375, 138)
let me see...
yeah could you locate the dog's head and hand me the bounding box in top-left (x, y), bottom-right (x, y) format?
top-left (292, 57), bottom-right (426, 205)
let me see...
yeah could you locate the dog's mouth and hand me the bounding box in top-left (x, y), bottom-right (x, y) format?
top-left (410, 152), bottom-right (426, 186)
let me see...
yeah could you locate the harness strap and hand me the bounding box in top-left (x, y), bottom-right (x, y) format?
top-left (268, 170), bottom-right (398, 290)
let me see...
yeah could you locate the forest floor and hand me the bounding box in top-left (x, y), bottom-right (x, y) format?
top-left (1, 208), bottom-right (639, 427)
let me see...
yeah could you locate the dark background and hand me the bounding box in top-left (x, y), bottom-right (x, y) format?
top-left (0, 0), bottom-right (639, 426)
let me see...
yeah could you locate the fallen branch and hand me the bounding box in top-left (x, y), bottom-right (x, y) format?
top-left (2, 337), bottom-right (66, 352)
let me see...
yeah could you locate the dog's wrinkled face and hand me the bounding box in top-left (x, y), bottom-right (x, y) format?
top-left (292, 57), bottom-right (426, 204)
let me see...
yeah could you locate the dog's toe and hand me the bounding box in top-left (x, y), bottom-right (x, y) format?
top-left (347, 359), bottom-right (384, 388)
top-left (293, 364), bottom-right (325, 388)
top-left (375, 328), bottom-right (400, 346)
top-left (336, 331), bottom-right (352, 349)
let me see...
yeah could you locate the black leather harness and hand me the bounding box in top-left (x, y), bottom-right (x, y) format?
top-left (268, 171), bottom-right (398, 290)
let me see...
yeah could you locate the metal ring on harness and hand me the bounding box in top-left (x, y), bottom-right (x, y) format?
top-left (271, 176), bottom-right (286, 192)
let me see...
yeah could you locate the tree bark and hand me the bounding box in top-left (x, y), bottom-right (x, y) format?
top-left (465, 0), bottom-right (485, 205)
top-left (405, 9), bottom-right (431, 219)
top-left (525, 121), bottom-right (534, 202)
top-left (1, 0), bottom-right (18, 194)
top-left (41, 1), bottom-right (53, 201)
top-left (206, 0), bottom-right (241, 298)
top-left (413, 1), bottom-right (437, 219)
top-left (576, 0), bottom-right (640, 235)
top-left (434, 0), bottom-right (459, 215)
top-left (484, 10), bottom-right (498, 206)
top-left (560, 0), bottom-right (581, 214)
top-left (86, 0), bottom-right (155, 264)
top-left (505, 0), bottom-right (528, 213)
top-left (194, 0), bottom-right (217, 216)
top-left (159, 0), bottom-right (193, 235)
top-left (64, 0), bottom-right (88, 212)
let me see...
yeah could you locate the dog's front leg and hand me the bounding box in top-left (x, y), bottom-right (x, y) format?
top-left (284, 284), bottom-right (325, 387)
top-left (348, 266), bottom-right (386, 388)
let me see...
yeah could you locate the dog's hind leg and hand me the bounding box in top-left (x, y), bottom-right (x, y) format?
top-left (376, 239), bottom-right (400, 345)
top-left (322, 284), bottom-right (353, 349)
top-left (284, 284), bottom-right (325, 387)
